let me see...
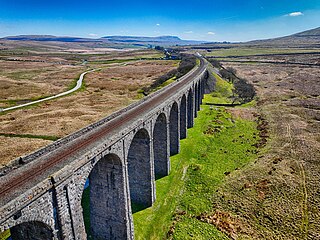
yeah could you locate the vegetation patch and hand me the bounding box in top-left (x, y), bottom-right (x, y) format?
top-left (133, 101), bottom-right (259, 239)
top-left (81, 187), bottom-right (92, 239)
top-left (0, 132), bottom-right (59, 141)
top-left (142, 54), bottom-right (196, 95)
top-left (203, 70), bottom-right (233, 105)
top-left (206, 59), bottom-right (255, 104)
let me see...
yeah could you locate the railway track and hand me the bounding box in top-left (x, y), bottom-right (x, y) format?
top-left (0, 58), bottom-right (207, 203)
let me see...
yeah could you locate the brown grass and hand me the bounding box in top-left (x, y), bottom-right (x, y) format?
top-left (210, 54), bottom-right (320, 239)
top-left (0, 60), bottom-right (86, 104)
top-left (0, 136), bottom-right (51, 167)
top-left (0, 60), bottom-right (177, 165)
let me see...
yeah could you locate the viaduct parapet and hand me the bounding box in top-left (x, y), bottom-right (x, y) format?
top-left (0, 58), bottom-right (210, 239)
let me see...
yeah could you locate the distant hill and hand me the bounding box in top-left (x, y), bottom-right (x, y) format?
top-left (101, 35), bottom-right (204, 46)
top-left (102, 35), bottom-right (182, 42)
top-left (247, 27), bottom-right (320, 47)
top-left (1, 35), bottom-right (206, 47)
top-left (293, 27), bottom-right (320, 37)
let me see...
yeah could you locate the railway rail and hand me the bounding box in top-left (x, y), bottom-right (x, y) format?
top-left (0, 58), bottom-right (207, 205)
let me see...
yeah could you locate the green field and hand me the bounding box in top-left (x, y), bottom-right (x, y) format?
top-left (133, 102), bottom-right (259, 239)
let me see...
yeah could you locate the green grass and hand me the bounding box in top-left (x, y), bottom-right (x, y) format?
top-left (133, 103), bottom-right (259, 239)
top-left (203, 71), bottom-right (234, 105)
top-left (0, 133), bottom-right (59, 141)
top-left (172, 218), bottom-right (228, 240)
top-left (66, 71), bottom-right (88, 92)
top-left (82, 187), bottom-right (92, 240)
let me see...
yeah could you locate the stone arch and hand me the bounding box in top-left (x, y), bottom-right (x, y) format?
top-left (180, 94), bottom-right (187, 139)
top-left (10, 221), bottom-right (54, 240)
top-left (82, 153), bottom-right (128, 240)
top-left (127, 128), bottom-right (154, 207)
top-left (153, 113), bottom-right (169, 177)
top-left (187, 88), bottom-right (194, 128)
top-left (169, 102), bottom-right (179, 156)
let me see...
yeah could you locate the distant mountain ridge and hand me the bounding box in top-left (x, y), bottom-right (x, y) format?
top-left (102, 35), bottom-right (182, 42)
top-left (1, 35), bottom-right (206, 47)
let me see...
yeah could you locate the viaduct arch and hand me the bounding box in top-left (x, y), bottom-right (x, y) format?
top-left (0, 58), bottom-right (211, 239)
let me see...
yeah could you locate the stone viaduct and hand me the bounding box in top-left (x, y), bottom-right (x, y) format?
top-left (0, 58), bottom-right (211, 239)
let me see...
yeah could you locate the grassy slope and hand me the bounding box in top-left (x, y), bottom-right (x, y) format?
top-left (133, 73), bottom-right (259, 239)
top-left (203, 70), bottom-right (233, 104)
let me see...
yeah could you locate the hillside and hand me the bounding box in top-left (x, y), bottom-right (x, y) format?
top-left (1, 35), bottom-right (205, 48)
top-left (247, 27), bottom-right (320, 47)
top-left (101, 35), bottom-right (205, 46)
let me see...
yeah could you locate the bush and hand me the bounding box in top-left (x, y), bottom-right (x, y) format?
top-left (176, 54), bottom-right (197, 78)
top-left (233, 78), bottom-right (255, 104)
top-left (208, 59), bottom-right (222, 68)
top-left (142, 54), bottom-right (196, 94)
top-left (226, 67), bottom-right (236, 75)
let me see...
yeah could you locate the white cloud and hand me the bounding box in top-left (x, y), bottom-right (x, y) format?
top-left (207, 31), bottom-right (215, 35)
top-left (184, 31), bottom-right (193, 34)
top-left (287, 12), bottom-right (303, 17)
top-left (156, 23), bottom-right (160, 26)
top-left (88, 33), bottom-right (98, 37)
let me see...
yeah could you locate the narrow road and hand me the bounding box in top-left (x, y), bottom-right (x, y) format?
top-left (0, 68), bottom-right (100, 112)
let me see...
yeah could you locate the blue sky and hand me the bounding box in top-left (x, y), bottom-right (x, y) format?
top-left (0, 0), bottom-right (320, 42)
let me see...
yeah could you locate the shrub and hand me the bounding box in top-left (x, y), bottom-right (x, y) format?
top-left (142, 54), bottom-right (196, 94)
top-left (208, 59), bottom-right (222, 68)
top-left (233, 78), bottom-right (256, 104)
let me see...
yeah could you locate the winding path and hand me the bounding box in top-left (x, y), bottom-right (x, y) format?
top-left (0, 68), bottom-right (100, 112)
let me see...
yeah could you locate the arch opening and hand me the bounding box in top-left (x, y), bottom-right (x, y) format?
top-left (198, 82), bottom-right (202, 109)
top-left (127, 128), bottom-right (154, 209)
top-left (81, 153), bottom-right (129, 240)
top-left (187, 89), bottom-right (194, 128)
top-left (180, 95), bottom-right (187, 139)
top-left (153, 113), bottom-right (169, 178)
top-left (9, 221), bottom-right (53, 240)
top-left (194, 83), bottom-right (199, 117)
top-left (200, 80), bottom-right (204, 104)
top-left (169, 102), bottom-right (179, 156)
